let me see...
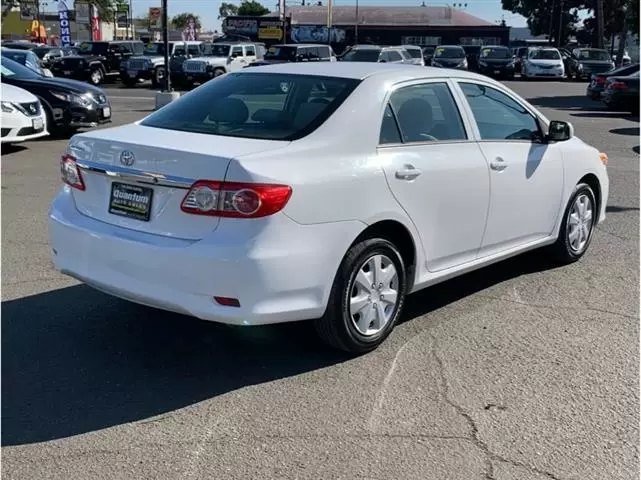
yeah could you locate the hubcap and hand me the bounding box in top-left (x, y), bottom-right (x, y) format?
top-left (567, 193), bottom-right (593, 253)
top-left (349, 254), bottom-right (399, 336)
top-left (91, 71), bottom-right (101, 83)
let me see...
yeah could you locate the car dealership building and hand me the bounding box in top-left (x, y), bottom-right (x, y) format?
top-left (222, 5), bottom-right (510, 52)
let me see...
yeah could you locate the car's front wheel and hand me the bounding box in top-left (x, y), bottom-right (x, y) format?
top-left (314, 238), bottom-right (408, 354)
top-left (89, 68), bottom-right (103, 86)
top-left (549, 182), bottom-right (597, 264)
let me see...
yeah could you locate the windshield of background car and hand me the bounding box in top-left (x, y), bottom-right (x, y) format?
top-left (434, 47), bottom-right (465, 58)
top-left (203, 44), bottom-right (230, 57)
top-left (529, 49), bottom-right (561, 60)
top-left (32, 47), bottom-right (50, 58)
top-left (341, 48), bottom-right (381, 62)
top-left (578, 49), bottom-right (611, 61)
top-left (0, 57), bottom-right (41, 79)
top-left (405, 48), bottom-right (423, 59)
top-left (480, 47), bottom-right (511, 59)
top-left (264, 46), bottom-right (297, 60)
top-left (144, 43), bottom-right (173, 55)
top-left (140, 73), bottom-right (361, 141)
top-left (1, 51), bottom-right (27, 64)
top-left (78, 42), bottom-right (107, 55)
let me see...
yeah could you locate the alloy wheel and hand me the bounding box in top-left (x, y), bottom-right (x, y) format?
top-left (567, 193), bottom-right (594, 253)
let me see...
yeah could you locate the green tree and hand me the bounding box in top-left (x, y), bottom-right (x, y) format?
top-left (237, 0), bottom-right (270, 16)
top-left (218, 1), bottom-right (238, 19)
top-left (501, 0), bottom-right (584, 45)
top-left (171, 12), bottom-right (201, 29)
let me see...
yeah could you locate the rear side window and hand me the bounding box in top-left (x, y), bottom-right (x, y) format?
top-left (140, 73), bottom-right (361, 141)
top-left (132, 42), bottom-right (144, 55)
top-left (245, 45), bottom-right (256, 56)
top-left (381, 82), bottom-right (467, 144)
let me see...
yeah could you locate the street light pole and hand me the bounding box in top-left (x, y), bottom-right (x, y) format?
top-left (161, 0), bottom-right (170, 92)
top-left (354, 0), bottom-right (359, 44)
top-left (557, 0), bottom-right (564, 47)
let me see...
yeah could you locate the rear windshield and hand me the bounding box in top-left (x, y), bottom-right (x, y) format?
top-left (341, 49), bottom-right (381, 62)
top-left (578, 49), bottom-right (611, 61)
top-left (140, 73), bottom-right (361, 141)
top-left (480, 47), bottom-right (511, 59)
top-left (434, 47), bottom-right (465, 58)
top-left (78, 42), bottom-right (107, 55)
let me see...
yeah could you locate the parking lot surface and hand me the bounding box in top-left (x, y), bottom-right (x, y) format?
top-left (2, 80), bottom-right (639, 480)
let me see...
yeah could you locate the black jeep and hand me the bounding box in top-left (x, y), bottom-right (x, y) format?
top-left (50, 40), bottom-right (144, 85)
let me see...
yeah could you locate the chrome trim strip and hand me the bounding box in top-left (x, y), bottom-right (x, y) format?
top-left (75, 159), bottom-right (195, 189)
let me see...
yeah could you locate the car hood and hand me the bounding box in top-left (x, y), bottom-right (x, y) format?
top-left (527, 59), bottom-right (562, 66)
top-left (479, 58), bottom-right (514, 65)
top-left (433, 57), bottom-right (465, 64)
top-left (14, 75), bottom-right (106, 95)
top-left (1, 82), bottom-right (38, 102)
top-left (186, 56), bottom-right (227, 64)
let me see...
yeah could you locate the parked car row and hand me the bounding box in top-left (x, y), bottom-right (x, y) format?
top-left (585, 63), bottom-right (640, 114)
top-left (1, 56), bottom-right (111, 144)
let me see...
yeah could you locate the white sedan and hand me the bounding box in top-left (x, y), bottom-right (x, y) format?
top-left (1, 83), bottom-right (48, 143)
top-left (49, 63), bottom-right (609, 353)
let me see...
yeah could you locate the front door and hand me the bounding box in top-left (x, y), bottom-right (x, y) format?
top-left (456, 81), bottom-right (564, 257)
top-left (377, 80), bottom-right (491, 272)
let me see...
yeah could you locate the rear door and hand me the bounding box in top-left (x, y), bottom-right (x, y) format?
top-left (377, 80), bottom-right (491, 271)
top-left (229, 45), bottom-right (245, 71)
top-left (243, 44), bottom-right (257, 63)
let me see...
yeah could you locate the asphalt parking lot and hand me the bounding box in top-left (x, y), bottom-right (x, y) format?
top-left (2, 79), bottom-right (639, 480)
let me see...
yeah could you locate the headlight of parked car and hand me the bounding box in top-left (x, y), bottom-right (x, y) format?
top-left (1, 101), bottom-right (30, 115)
top-left (51, 91), bottom-right (97, 108)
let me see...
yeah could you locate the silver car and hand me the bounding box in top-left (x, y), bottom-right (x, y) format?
top-left (397, 45), bottom-right (425, 66)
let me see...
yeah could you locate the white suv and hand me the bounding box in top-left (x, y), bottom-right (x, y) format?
top-left (178, 43), bottom-right (260, 88)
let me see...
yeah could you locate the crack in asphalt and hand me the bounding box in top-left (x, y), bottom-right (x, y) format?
top-left (429, 330), bottom-right (564, 480)
top-left (595, 226), bottom-right (635, 242)
top-left (478, 294), bottom-right (638, 320)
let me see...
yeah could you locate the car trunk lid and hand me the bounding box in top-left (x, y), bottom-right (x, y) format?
top-left (67, 124), bottom-right (289, 240)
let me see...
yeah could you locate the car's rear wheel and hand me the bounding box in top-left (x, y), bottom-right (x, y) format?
top-left (549, 182), bottom-right (597, 264)
top-left (314, 238), bottom-right (407, 354)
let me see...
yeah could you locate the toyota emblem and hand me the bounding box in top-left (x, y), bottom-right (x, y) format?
top-left (120, 150), bottom-right (135, 167)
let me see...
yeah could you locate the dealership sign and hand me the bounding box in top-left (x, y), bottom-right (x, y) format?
top-left (57, 0), bottom-right (71, 47)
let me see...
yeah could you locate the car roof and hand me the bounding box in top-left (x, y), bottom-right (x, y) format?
top-left (436, 45), bottom-right (465, 49)
top-left (238, 61), bottom-right (496, 82)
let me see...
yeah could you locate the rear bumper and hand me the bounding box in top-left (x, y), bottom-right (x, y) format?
top-left (48, 187), bottom-right (364, 326)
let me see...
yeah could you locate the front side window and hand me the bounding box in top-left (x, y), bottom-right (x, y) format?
top-left (387, 50), bottom-right (403, 62)
top-left (140, 73), bottom-right (361, 141)
top-left (231, 46), bottom-right (243, 58)
top-left (459, 82), bottom-right (540, 141)
top-left (380, 82), bottom-right (467, 144)
top-left (187, 45), bottom-right (201, 56)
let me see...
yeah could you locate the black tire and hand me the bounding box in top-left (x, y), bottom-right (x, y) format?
top-left (152, 67), bottom-right (165, 88)
top-left (89, 67), bottom-right (103, 86)
top-left (122, 77), bottom-right (137, 87)
top-left (549, 182), bottom-right (597, 264)
top-left (213, 68), bottom-right (225, 77)
top-left (314, 238), bottom-right (408, 354)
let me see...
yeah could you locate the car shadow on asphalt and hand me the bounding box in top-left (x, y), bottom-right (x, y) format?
top-left (527, 95), bottom-right (640, 120)
top-left (1, 144), bottom-right (28, 155)
top-left (1, 250), bottom-right (561, 446)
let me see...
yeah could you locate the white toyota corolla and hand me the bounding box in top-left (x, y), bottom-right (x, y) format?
top-left (49, 63), bottom-right (609, 353)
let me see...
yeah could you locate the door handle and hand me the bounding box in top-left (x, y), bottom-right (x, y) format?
top-left (395, 165), bottom-right (422, 180)
top-left (490, 157), bottom-right (508, 171)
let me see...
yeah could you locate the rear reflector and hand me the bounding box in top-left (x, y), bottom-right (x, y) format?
top-left (181, 181), bottom-right (292, 218)
top-left (214, 296), bottom-right (241, 307)
top-left (61, 154), bottom-right (85, 191)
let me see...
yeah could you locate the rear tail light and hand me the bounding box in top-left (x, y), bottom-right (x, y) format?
top-left (181, 181), bottom-right (292, 218)
top-left (60, 154), bottom-right (85, 191)
top-left (610, 81), bottom-right (628, 90)
top-left (594, 75), bottom-right (606, 85)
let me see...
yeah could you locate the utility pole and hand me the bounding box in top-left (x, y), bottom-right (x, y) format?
top-left (557, 0), bottom-right (564, 47)
top-left (596, 0), bottom-right (604, 48)
top-left (354, 0), bottom-right (359, 44)
top-left (548, 0), bottom-right (555, 44)
top-left (161, 0), bottom-right (170, 92)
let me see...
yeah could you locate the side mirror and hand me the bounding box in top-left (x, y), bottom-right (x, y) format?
top-left (547, 120), bottom-right (573, 142)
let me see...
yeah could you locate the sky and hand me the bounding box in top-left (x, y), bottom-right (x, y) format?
top-left (63, 0), bottom-right (530, 32)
